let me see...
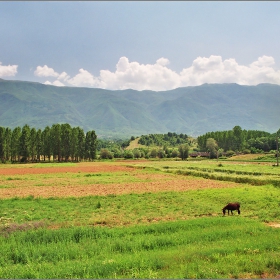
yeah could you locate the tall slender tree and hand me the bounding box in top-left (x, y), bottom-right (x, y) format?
top-left (29, 127), bottom-right (37, 161)
top-left (70, 127), bottom-right (78, 161)
top-left (61, 123), bottom-right (72, 161)
top-left (42, 126), bottom-right (52, 161)
top-left (232, 125), bottom-right (244, 151)
top-left (85, 130), bottom-right (97, 161)
top-left (4, 128), bottom-right (12, 162)
top-left (276, 129), bottom-right (280, 167)
top-left (19, 124), bottom-right (31, 162)
top-left (77, 127), bottom-right (85, 161)
top-left (51, 124), bottom-right (61, 162)
top-left (36, 129), bottom-right (42, 161)
top-left (11, 127), bottom-right (21, 162)
top-left (0, 127), bottom-right (5, 162)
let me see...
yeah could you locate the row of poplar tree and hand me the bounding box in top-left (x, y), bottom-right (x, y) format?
top-left (0, 123), bottom-right (97, 163)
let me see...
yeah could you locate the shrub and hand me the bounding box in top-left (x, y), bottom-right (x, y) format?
top-left (100, 149), bottom-right (113, 159)
top-left (225, 150), bottom-right (235, 157)
top-left (150, 149), bottom-right (158, 158)
top-left (157, 149), bottom-right (165, 159)
top-left (133, 149), bottom-right (141, 159)
top-left (123, 150), bottom-right (134, 159)
top-left (171, 149), bottom-right (179, 158)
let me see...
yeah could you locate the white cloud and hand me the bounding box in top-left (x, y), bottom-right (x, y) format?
top-left (57, 71), bottom-right (70, 81)
top-left (35, 65), bottom-right (69, 86)
top-left (179, 55), bottom-right (280, 86)
top-left (0, 62), bottom-right (18, 77)
top-left (52, 80), bottom-right (65, 87)
top-left (156, 57), bottom-right (170, 67)
top-left (98, 57), bottom-right (180, 91)
top-left (67, 69), bottom-right (101, 87)
top-left (44, 80), bottom-right (65, 87)
top-left (34, 55), bottom-right (280, 91)
top-left (34, 65), bottom-right (60, 77)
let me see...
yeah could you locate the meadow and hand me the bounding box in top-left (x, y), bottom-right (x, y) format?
top-left (0, 158), bottom-right (280, 278)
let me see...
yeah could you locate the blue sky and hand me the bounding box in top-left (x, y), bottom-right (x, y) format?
top-left (1, 1), bottom-right (280, 90)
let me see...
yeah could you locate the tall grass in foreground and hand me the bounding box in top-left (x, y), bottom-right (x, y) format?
top-left (0, 217), bottom-right (279, 278)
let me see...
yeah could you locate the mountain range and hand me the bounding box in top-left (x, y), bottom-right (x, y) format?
top-left (0, 78), bottom-right (279, 138)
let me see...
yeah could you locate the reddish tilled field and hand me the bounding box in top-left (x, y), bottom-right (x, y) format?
top-left (0, 162), bottom-right (240, 198)
top-left (0, 162), bottom-right (132, 175)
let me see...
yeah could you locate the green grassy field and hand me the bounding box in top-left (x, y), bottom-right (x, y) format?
top-left (126, 160), bottom-right (280, 186)
top-left (0, 159), bottom-right (280, 278)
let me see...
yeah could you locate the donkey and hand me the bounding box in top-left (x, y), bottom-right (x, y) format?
top-left (222, 202), bottom-right (240, 215)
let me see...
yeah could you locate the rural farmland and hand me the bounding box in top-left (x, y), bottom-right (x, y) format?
top-left (0, 158), bottom-right (280, 278)
top-left (2, 2), bottom-right (280, 278)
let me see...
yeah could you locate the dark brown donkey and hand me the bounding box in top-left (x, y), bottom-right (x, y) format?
top-left (222, 202), bottom-right (240, 215)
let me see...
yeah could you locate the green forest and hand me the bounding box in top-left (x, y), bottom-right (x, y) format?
top-left (0, 124), bottom-right (279, 163)
top-left (197, 125), bottom-right (280, 157)
top-left (138, 132), bottom-right (189, 147)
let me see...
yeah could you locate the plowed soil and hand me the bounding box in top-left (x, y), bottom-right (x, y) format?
top-left (0, 162), bottom-right (240, 198)
top-left (0, 162), bottom-right (132, 175)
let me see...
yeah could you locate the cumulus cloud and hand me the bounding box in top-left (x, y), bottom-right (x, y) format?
top-left (44, 80), bottom-right (65, 87)
top-left (180, 55), bottom-right (280, 86)
top-left (0, 62), bottom-right (18, 77)
top-left (34, 65), bottom-right (60, 78)
top-left (34, 65), bottom-right (70, 87)
top-left (57, 72), bottom-right (70, 81)
top-left (98, 57), bottom-right (180, 91)
top-left (67, 69), bottom-right (101, 87)
top-left (34, 55), bottom-right (280, 90)
top-left (156, 57), bottom-right (170, 66)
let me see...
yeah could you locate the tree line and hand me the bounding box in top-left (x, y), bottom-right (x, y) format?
top-left (0, 124), bottom-right (97, 163)
top-left (138, 132), bottom-right (190, 147)
top-left (197, 126), bottom-right (279, 155)
top-left (97, 133), bottom-right (190, 160)
top-left (98, 144), bottom-right (190, 160)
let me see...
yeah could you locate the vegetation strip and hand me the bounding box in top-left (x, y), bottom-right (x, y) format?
top-left (0, 218), bottom-right (280, 278)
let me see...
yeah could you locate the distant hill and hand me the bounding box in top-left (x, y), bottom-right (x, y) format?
top-left (0, 78), bottom-right (279, 137)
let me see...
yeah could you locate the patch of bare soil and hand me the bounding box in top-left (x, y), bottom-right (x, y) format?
top-left (0, 162), bottom-right (133, 175)
top-left (267, 223), bottom-right (280, 228)
top-left (0, 176), bottom-right (239, 198)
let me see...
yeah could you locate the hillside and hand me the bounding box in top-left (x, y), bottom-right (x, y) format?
top-left (0, 79), bottom-right (280, 137)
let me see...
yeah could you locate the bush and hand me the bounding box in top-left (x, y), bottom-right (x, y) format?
top-left (171, 149), bottom-right (179, 158)
top-left (251, 147), bottom-right (263, 154)
top-left (157, 149), bottom-right (165, 159)
top-left (150, 149), bottom-right (158, 158)
top-left (225, 150), bottom-right (235, 157)
top-left (100, 149), bottom-right (113, 159)
top-left (112, 149), bottom-right (123, 158)
top-left (123, 150), bottom-right (134, 159)
top-left (133, 149), bottom-right (141, 159)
